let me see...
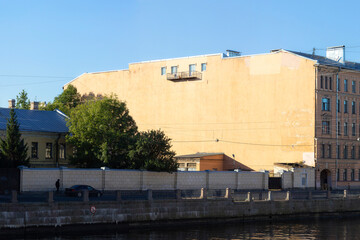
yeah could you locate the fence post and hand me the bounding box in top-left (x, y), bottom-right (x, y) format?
top-left (285, 191), bottom-right (291, 201)
top-left (225, 188), bottom-right (232, 199)
top-left (48, 191), bottom-right (54, 203)
top-left (200, 188), bottom-right (207, 199)
top-left (11, 190), bottom-right (17, 203)
top-left (18, 166), bottom-right (28, 192)
top-left (246, 192), bottom-right (253, 202)
top-left (100, 167), bottom-right (109, 191)
top-left (59, 166), bottom-right (67, 191)
top-left (343, 190), bottom-right (347, 198)
top-left (263, 172), bottom-right (267, 190)
top-left (116, 191), bottom-right (122, 202)
top-left (83, 190), bottom-right (89, 202)
top-left (267, 191), bottom-right (272, 201)
top-left (147, 189), bottom-right (153, 201)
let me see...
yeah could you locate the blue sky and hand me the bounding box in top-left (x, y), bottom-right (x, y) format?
top-left (1, 0), bottom-right (360, 107)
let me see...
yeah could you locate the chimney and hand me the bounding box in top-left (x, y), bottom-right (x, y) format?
top-left (326, 45), bottom-right (345, 63)
top-left (30, 101), bottom-right (39, 110)
top-left (8, 99), bottom-right (15, 109)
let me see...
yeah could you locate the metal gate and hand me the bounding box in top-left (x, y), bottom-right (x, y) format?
top-left (0, 168), bottom-right (20, 194)
top-left (268, 177), bottom-right (282, 189)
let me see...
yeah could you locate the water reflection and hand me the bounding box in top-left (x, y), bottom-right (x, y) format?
top-left (11, 216), bottom-right (360, 240)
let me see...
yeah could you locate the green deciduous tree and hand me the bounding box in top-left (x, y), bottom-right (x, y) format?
top-left (0, 109), bottom-right (29, 168)
top-left (129, 130), bottom-right (178, 172)
top-left (67, 96), bottom-right (138, 168)
top-left (15, 89), bottom-right (30, 110)
top-left (42, 85), bottom-right (81, 116)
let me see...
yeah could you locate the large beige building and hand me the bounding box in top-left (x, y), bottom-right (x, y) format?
top-left (65, 46), bottom-right (360, 189)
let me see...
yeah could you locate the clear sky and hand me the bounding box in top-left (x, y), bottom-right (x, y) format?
top-left (1, 0), bottom-right (360, 107)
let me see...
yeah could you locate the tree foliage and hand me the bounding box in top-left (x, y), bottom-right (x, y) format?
top-left (67, 96), bottom-right (138, 168)
top-left (67, 96), bottom-right (178, 172)
top-left (15, 89), bottom-right (30, 110)
top-left (129, 130), bottom-right (178, 172)
top-left (41, 85), bottom-right (81, 116)
top-left (0, 109), bottom-right (29, 168)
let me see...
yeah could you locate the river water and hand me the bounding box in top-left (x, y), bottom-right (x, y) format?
top-left (12, 216), bottom-right (360, 239)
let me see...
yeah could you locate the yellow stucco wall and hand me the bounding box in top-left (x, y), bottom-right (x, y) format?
top-left (65, 51), bottom-right (316, 171)
top-left (0, 130), bottom-right (70, 167)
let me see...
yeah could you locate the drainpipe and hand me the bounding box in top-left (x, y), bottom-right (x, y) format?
top-left (335, 67), bottom-right (341, 189)
top-left (315, 66), bottom-right (318, 190)
top-left (55, 134), bottom-right (61, 168)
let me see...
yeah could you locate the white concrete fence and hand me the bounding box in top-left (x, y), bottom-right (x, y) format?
top-left (19, 167), bottom-right (315, 192)
top-left (19, 168), bottom-right (269, 192)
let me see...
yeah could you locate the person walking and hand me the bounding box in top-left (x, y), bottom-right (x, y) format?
top-left (55, 179), bottom-right (60, 192)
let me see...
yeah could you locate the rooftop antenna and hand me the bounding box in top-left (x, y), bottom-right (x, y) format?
top-left (312, 48), bottom-right (316, 57)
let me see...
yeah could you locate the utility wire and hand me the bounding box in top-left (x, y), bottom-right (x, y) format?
top-left (0, 74), bottom-right (73, 78)
top-left (0, 79), bottom-right (66, 87)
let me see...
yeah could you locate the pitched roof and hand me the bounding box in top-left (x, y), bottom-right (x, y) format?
top-left (285, 50), bottom-right (360, 71)
top-left (0, 108), bottom-right (69, 133)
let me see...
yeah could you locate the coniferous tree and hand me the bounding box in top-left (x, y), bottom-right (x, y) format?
top-left (15, 89), bottom-right (30, 110)
top-left (0, 109), bottom-right (29, 167)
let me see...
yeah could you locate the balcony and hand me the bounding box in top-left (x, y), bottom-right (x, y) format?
top-left (167, 71), bottom-right (202, 81)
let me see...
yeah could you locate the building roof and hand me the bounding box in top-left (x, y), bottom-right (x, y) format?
top-left (0, 108), bottom-right (69, 133)
top-left (274, 162), bottom-right (314, 169)
top-left (285, 50), bottom-right (360, 71)
top-left (175, 152), bottom-right (225, 158)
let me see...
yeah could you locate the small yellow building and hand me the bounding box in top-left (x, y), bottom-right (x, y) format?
top-left (0, 101), bottom-right (71, 168)
top-left (65, 46), bottom-right (360, 189)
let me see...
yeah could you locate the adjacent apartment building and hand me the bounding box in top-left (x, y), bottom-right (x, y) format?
top-left (0, 101), bottom-right (71, 168)
top-left (65, 46), bottom-right (360, 189)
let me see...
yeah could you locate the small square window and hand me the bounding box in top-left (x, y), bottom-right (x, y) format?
top-left (161, 67), bottom-right (166, 75)
top-left (201, 63), bottom-right (206, 71)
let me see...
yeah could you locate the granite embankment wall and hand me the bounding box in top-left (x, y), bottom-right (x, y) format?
top-left (0, 194), bottom-right (359, 230)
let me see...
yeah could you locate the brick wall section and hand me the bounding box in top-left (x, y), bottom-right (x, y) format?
top-left (238, 172), bottom-right (268, 190)
top-left (142, 171), bottom-right (176, 190)
top-left (104, 170), bottom-right (141, 190)
top-left (208, 171), bottom-right (237, 189)
top-left (21, 169), bottom-right (60, 191)
top-left (200, 155), bottom-right (224, 171)
top-left (177, 172), bottom-right (207, 189)
top-left (62, 169), bottom-right (102, 190)
top-left (282, 172), bottom-right (293, 189)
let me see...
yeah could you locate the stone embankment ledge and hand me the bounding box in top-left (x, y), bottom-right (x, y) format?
top-left (0, 189), bottom-right (359, 232)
